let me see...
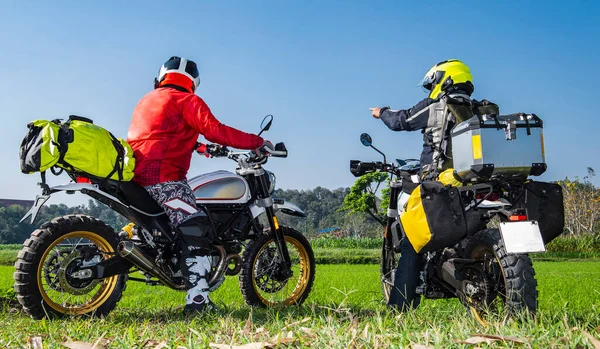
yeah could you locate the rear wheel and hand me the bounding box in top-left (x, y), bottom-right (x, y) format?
top-left (13, 215), bottom-right (127, 319)
top-left (464, 228), bottom-right (537, 323)
top-left (240, 227), bottom-right (315, 307)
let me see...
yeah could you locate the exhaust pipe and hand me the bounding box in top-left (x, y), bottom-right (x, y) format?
top-left (208, 246), bottom-right (244, 286)
top-left (226, 254), bottom-right (243, 276)
top-left (118, 241), bottom-right (186, 290)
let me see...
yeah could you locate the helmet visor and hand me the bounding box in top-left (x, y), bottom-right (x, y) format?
top-left (164, 57), bottom-right (182, 71)
top-left (185, 60), bottom-right (199, 79)
top-left (419, 75), bottom-right (434, 92)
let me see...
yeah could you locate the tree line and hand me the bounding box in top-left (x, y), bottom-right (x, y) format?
top-left (1, 170), bottom-right (598, 244)
top-left (0, 188), bottom-right (382, 244)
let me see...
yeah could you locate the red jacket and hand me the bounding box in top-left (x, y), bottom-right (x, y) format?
top-left (127, 87), bottom-right (264, 187)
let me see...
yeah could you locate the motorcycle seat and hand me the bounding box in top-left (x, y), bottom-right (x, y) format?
top-left (104, 180), bottom-right (165, 215)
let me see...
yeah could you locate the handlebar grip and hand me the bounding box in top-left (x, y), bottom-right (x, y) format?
top-left (261, 142), bottom-right (288, 158)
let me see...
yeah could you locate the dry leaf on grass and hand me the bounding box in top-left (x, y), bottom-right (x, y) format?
top-left (210, 343), bottom-right (266, 349)
top-left (455, 337), bottom-right (494, 345)
top-left (188, 327), bottom-right (201, 338)
top-left (455, 333), bottom-right (527, 345)
top-left (242, 312), bottom-right (254, 335)
top-left (299, 327), bottom-right (317, 340)
top-left (473, 334), bottom-right (527, 344)
top-left (281, 317), bottom-right (311, 331)
top-left (361, 324), bottom-right (370, 339)
top-left (211, 328), bottom-right (309, 349)
top-left (411, 345), bottom-right (435, 349)
top-left (29, 336), bottom-right (43, 349)
top-left (583, 331), bottom-right (600, 349)
top-left (61, 341), bottom-right (100, 349)
top-left (142, 340), bottom-right (168, 349)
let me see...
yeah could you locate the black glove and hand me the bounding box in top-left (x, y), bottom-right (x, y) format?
top-left (254, 140), bottom-right (274, 157)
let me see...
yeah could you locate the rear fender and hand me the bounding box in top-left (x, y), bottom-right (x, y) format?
top-left (20, 182), bottom-right (160, 224)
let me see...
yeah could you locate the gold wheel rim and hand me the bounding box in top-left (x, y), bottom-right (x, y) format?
top-left (36, 231), bottom-right (119, 315)
top-left (252, 236), bottom-right (311, 306)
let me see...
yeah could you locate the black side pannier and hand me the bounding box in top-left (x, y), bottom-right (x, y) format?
top-left (515, 181), bottom-right (565, 244)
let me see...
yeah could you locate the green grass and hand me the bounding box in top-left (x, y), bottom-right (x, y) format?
top-left (1, 261), bottom-right (600, 348)
top-left (2, 246), bottom-right (596, 267)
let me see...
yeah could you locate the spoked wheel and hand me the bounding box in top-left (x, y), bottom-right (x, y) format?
top-left (240, 226), bottom-right (315, 307)
top-left (464, 229), bottom-right (538, 325)
top-left (380, 238), bottom-right (397, 303)
top-left (14, 215), bottom-right (127, 319)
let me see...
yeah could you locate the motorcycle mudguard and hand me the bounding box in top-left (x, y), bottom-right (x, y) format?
top-left (20, 183), bottom-right (126, 224)
top-left (20, 195), bottom-right (51, 224)
top-left (249, 199), bottom-right (306, 218)
top-left (20, 182), bottom-right (164, 224)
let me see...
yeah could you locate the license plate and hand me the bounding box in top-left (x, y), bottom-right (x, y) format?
top-left (499, 221), bottom-right (546, 254)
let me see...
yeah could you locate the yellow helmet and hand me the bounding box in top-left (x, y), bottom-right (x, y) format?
top-left (420, 59), bottom-right (473, 99)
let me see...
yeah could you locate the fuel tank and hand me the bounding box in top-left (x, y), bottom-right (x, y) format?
top-left (188, 170), bottom-right (251, 205)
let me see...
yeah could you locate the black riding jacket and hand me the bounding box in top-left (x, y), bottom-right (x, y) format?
top-left (379, 91), bottom-right (472, 175)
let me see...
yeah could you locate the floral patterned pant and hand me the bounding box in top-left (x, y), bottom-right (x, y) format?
top-left (144, 180), bottom-right (198, 227)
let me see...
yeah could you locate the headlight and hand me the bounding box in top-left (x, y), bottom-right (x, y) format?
top-left (266, 170), bottom-right (276, 194)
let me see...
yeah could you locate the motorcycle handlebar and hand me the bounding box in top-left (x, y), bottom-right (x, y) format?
top-left (349, 160), bottom-right (399, 177)
top-left (196, 142), bottom-right (288, 162)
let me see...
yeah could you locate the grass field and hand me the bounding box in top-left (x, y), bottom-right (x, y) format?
top-left (1, 261), bottom-right (600, 348)
top-left (2, 246), bottom-right (599, 267)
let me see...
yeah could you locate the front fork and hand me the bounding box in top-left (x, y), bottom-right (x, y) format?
top-left (256, 171), bottom-right (293, 278)
top-left (384, 181), bottom-right (402, 250)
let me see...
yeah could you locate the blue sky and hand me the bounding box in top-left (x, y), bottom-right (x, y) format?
top-left (1, 1), bottom-right (599, 205)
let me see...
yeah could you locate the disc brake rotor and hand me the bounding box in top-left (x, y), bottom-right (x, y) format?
top-left (43, 250), bottom-right (71, 291)
top-left (463, 264), bottom-right (496, 311)
top-left (254, 246), bottom-right (287, 293)
top-left (57, 250), bottom-right (100, 296)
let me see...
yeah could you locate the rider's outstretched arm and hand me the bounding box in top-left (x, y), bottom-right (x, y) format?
top-left (183, 95), bottom-right (264, 150)
top-left (379, 98), bottom-right (434, 132)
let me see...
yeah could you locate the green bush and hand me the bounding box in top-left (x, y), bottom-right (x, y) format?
top-left (546, 234), bottom-right (600, 253)
top-left (0, 244), bottom-right (22, 250)
top-left (309, 236), bottom-right (381, 249)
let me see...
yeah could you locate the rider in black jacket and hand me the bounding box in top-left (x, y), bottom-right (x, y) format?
top-left (370, 59), bottom-right (474, 311)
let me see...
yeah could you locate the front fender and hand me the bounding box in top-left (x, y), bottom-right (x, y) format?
top-left (249, 198), bottom-right (306, 218)
top-left (274, 199), bottom-right (306, 217)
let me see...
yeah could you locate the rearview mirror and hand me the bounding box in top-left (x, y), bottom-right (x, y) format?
top-left (360, 133), bottom-right (372, 147)
top-left (259, 114), bottom-right (273, 136)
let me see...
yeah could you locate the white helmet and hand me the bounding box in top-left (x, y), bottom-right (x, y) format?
top-left (154, 56), bottom-right (200, 92)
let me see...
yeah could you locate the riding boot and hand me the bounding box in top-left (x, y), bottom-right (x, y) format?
top-left (182, 255), bottom-right (213, 313)
top-left (388, 237), bottom-right (423, 311)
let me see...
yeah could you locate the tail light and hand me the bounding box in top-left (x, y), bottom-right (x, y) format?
top-left (476, 192), bottom-right (500, 201)
top-left (509, 215), bottom-right (528, 221)
top-left (76, 176), bottom-right (92, 184)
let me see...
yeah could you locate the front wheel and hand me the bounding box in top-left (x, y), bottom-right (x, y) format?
top-left (13, 215), bottom-right (127, 319)
top-left (380, 237), bottom-right (397, 303)
top-left (240, 226), bottom-right (315, 307)
top-left (464, 228), bottom-right (538, 322)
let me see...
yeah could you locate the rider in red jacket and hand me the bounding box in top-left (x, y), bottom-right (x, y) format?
top-left (127, 56), bottom-right (271, 313)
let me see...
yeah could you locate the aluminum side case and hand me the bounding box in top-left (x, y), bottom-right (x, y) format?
top-left (451, 113), bottom-right (546, 181)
